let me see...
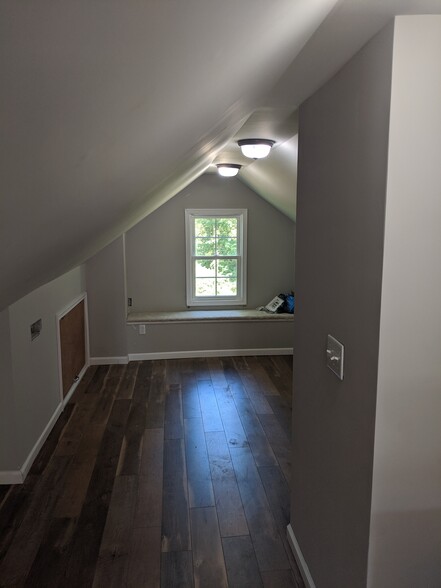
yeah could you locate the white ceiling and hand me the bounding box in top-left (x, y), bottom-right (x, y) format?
top-left (1, 0), bottom-right (440, 310)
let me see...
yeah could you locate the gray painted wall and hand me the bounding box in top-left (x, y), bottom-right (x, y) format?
top-left (0, 309), bottom-right (19, 471)
top-left (4, 266), bottom-right (85, 471)
top-left (291, 24), bottom-right (394, 587)
top-left (126, 173), bottom-right (296, 312)
top-left (86, 236), bottom-right (127, 359)
top-left (84, 176), bottom-right (295, 358)
top-left (368, 16), bottom-right (441, 587)
top-left (127, 320), bottom-right (293, 355)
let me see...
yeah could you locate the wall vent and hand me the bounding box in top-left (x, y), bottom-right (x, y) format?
top-left (31, 318), bottom-right (42, 341)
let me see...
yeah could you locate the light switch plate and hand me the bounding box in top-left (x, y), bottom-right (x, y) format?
top-left (326, 334), bottom-right (344, 380)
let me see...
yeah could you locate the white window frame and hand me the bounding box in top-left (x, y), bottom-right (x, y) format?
top-left (185, 209), bottom-right (247, 307)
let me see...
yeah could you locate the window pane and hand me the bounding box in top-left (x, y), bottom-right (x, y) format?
top-left (195, 278), bottom-right (215, 296)
top-left (216, 218), bottom-right (237, 237)
top-left (217, 278), bottom-right (237, 296)
top-left (195, 259), bottom-right (215, 277)
top-left (216, 258), bottom-right (237, 278)
top-left (195, 237), bottom-right (215, 256)
top-left (195, 218), bottom-right (215, 237)
top-left (186, 209), bottom-right (246, 306)
top-left (216, 238), bottom-right (237, 256)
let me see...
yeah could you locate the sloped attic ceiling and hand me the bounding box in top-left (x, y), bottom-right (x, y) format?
top-left (1, 0), bottom-right (441, 310)
top-left (0, 0), bottom-right (338, 310)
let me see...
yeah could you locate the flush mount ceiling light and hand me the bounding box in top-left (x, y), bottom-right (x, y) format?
top-left (237, 138), bottom-right (275, 159)
top-left (217, 163), bottom-right (241, 177)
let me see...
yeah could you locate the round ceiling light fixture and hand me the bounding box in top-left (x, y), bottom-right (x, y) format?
top-left (237, 138), bottom-right (275, 159)
top-left (217, 163), bottom-right (241, 177)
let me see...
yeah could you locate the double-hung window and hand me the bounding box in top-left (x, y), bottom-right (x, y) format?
top-left (185, 209), bottom-right (247, 306)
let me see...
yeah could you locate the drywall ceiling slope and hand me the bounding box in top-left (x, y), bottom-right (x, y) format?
top-left (0, 0), bottom-right (338, 310)
top-left (244, 0), bottom-right (441, 223)
top-left (267, 0), bottom-right (441, 110)
top-left (239, 134), bottom-right (299, 221)
top-left (205, 108), bottom-right (299, 220)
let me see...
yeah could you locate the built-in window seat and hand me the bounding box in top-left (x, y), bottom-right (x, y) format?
top-left (127, 309), bottom-right (294, 324)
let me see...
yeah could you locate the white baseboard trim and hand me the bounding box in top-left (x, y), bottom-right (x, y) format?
top-left (286, 524), bottom-right (316, 588)
top-left (89, 356), bottom-right (129, 365)
top-left (128, 348), bottom-right (293, 361)
top-left (20, 402), bottom-right (64, 482)
top-left (0, 470), bottom-right (24, 485)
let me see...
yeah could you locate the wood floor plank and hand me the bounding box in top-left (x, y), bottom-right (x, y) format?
top-left (266, 396), bottom-right (292, 441)
top-left (207, 357), bottom-right (228, 387)
top-left (184, 418), bottom-right (214, 508)
top-left (258, 413), bottom-right (291, 483)
top-left (237, 369), bottom-right (274, 415)
top-left (233, 397), bottom-right (278, 467)
top-left (62, 399), bottom-right (131, 587)
top-left (136, 429), bottom-right (164, 528)
top-left (165, 359), bottom-right (182, 387)
top-left (0, 355), bottom-right (298, 588)
top-left (246, 357), bottom-right (281, 396)
top-left (193, 357), bottom-right (211, 381)
top-left (30, 403), bottom-right (75, 474)
top-left (230, 447), bottom-right (290, 572)
top-left (258, 466), bottom-right (290, 532)
top-left (182, 381), bottom-right (201, 420)
top-left (259, 357), bottom-right (293, 403)
top-left (214, 386), bottom-right (248, 449)
top-left (0, 456), bottom-right (72, 586)
top-left (161, 439), bottom-right (191, 552)
top-left (127, 526), bottom-right (161, 588)
top-left (89, 366), bottom-right (122, 427)
top-left (145, 360), bottom-right (166, 428)
top-left (190, 507), bottom-right (228, 588)
top-left (197, 379), bottom-right (223, 432)
top-left (223, 535), bottom-right (263, 588)
top-left (23, 517), bottom-right (77, 588)
top-left (54, 412), bottom-right (107, 519)
top-left (54, 404), bottom-right (94, 457)
top-left (117, 398), bottom-right (147, 476)
top-left (205, 431), bottom-right (248, 538)
top-left (261, 569), bottom-right (303, 588)
top-left (0, 476), bottom-right (37, 562)
top-left (221, 357), bottom-right (245, 386)
top-left (117, 361), bottom-right (140, 399)
top-left (53, 452), bottom-right (99, 518)
top-left (107, 363), bottom-right (127, 384)
top-left (164, 384), bottom-right (184, 440)
top-left (231, 356), bottom-right (250, 372)
top-left (132, 361), bottom-right (152, 404)
top-left (161, 551), bottom-right (194, 588)
top-left (0, 486), bottom-right (10, 510)
top-left (92, 475), bottom-right (138, 588)
top-left (67, 364), bottom-right (100, 404)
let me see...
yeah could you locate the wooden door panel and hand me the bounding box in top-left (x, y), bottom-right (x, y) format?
top-left (60, 299), bottom-right (86, 398)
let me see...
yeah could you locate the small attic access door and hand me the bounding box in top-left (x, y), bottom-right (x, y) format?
top-left (57, 293), bottom-right (88, 402)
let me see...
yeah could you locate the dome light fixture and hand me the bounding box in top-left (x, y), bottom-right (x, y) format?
top-left (238, 138), bottom-right (275, 159)
top-left (217, 163), bottom-right (241, 177)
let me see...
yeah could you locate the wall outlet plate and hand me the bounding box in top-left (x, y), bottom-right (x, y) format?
top-left (326, 334), bottom-right (344, 380)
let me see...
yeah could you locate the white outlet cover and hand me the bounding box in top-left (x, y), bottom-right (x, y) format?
top-left (326, 334), bottom-right (344, 380)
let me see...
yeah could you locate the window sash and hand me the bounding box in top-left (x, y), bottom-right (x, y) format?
top-left (185, 209), bottom-right (247, 306)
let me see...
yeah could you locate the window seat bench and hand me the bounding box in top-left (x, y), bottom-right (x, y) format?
top-left (127, 309), bottom-right (294, 325)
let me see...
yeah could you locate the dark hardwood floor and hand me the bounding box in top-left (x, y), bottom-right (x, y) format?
top-left (0, 356), bottom-right (303, 588)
